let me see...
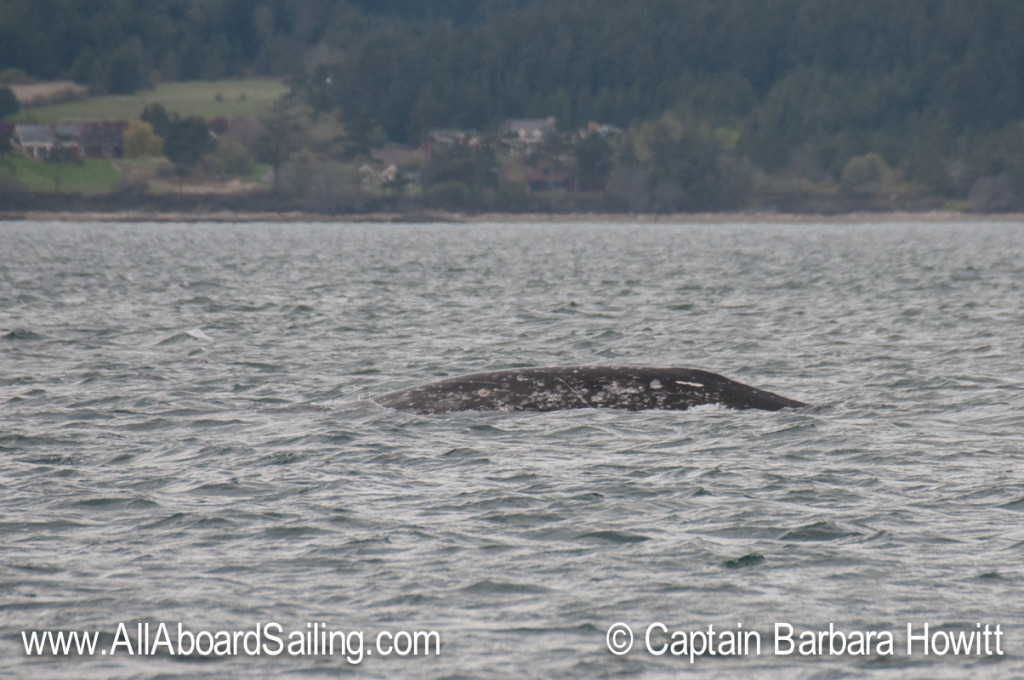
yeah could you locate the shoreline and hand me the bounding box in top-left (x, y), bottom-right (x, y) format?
top-left (2, 209), bottom-right (1024, 224)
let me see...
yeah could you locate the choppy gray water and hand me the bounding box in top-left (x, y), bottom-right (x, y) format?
top-left (1, 220), bottom-right (1023, 679)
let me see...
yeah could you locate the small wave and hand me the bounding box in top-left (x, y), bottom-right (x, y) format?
top-left (154, 328), bottom-right (212, 345)
top-left (234, 360), bottom-right (283, 372)
top-left (124, 418), bottom-right (174, 431)
top-left (264, 451), bottom-right (306, 465)
top-left (483, 512), bottom-right (564, 526)
top-left (2, 435), bottom-right (76, 452)
top-left (188, 482), bottom-right (254, 497)
top-left (375, 593), bottom-right (440, 607)
top-left (262, 525), bottom-right (325, 539)
top-left (723, 552), bottom-right (765, 569)
top-left (66, 496), bottom-right (159, 510)
top-left (781, 520), bottom-right (860, 541)
top-left (461, 580), bottom-right (552, 595)
top-left (576, 530), bottom-right (650, 543)
top-left (2, 328), bottom-right (44, 341)
top-left (0, 520), bottom-right (87, 534)
top-left (442, 447), bottom-right (487, 459)
top-left (187, 418), bottom-right (247, 429)
top-left (998, 497), bottom-right (1024, 512)
top-left (336, 536), bottom-right (393, 555)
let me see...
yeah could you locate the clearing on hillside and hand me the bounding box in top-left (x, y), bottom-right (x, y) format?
top-left (11, 79), bottom-right (288, 123)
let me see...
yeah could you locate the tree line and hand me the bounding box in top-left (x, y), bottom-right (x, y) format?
top-left (0, 0), bottom-right (523, 92)
top-left (300, 0), bottom-right (1024, 210)
top-left (4, 0), bottom-right (1024, 211)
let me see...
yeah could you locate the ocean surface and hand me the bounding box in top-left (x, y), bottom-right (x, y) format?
top-left (1, 219), bottom-right (1023, 679)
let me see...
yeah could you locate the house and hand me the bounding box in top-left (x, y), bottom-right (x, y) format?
top-left (371, 143), bottom-right (422, 169)
top-left (13, 124), bottom-right (63, 160)
top-left (13, 121), bottom-right (125, 160)
top-left (420, 128), bottom-right (483, 161)
top-left (78, 121), bottom-right (126, 158)
top-left (587, 121), bottom-right (622, 137)
top-left (527, 158), bottom-right (574, 193)
top-left (502, 117), bottom-right (557, 152)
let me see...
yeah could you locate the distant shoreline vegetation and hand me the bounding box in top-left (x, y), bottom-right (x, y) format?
top-left (2, 0), bottom-right (1024, 214)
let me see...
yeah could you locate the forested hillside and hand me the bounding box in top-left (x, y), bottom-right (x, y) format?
top-left (4, 0), bottom-right (1024, 211)
top-left (0, 0), bottom-right (529, 89)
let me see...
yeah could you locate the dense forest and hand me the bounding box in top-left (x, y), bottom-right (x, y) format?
top-left (3, 0), bottom-right (1024, 212)
top-left (0, 0), bottom-right (528, 87)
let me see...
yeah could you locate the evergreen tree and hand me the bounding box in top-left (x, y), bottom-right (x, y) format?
top-left (163, 117), bottom-right (214, 191)
top-left (0, 86), bottom-right (19, 118)
top-left (141, 104), bottom-right (171, 138)
top-left (105, 37), bottom-right (150, 94)
top-left (574, 133), bottom-right (613, 192)
top-left (255, 100), bottom-right (300, 193)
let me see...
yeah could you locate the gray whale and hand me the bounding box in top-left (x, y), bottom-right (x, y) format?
top-left (374, 366), bottom-right (806, 414)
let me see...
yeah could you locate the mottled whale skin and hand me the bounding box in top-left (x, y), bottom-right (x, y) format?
top-left (374, 366), bottom-right (806, 414)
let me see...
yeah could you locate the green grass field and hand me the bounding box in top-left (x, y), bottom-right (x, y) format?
top-left (2, 155), bottom-right (271, 195)
top-left (12, 79), bottom-right (288, 123)
top-left (2, 157), bottom-right (121, 193)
